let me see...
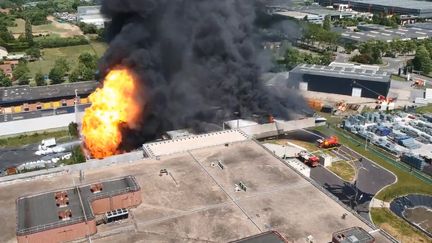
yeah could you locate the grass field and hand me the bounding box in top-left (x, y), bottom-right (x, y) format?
top-left (416, 104), bottom-right (432, 114)
top-left (90, 41), bottom-right (108, 57)
top-left (327, 160), bottom-right (355, 182)
top-left (0, 130), bottom-right (70, 148)
top-left (371, 208), bottom-right (431, 243)
top-left (8, 18), bottom-right (81, 37)
top-left (27, 44), bottom-right (100, 77)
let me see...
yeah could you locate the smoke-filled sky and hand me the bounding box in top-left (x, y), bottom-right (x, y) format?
top-left (99, 0), bottom-right (309, 149)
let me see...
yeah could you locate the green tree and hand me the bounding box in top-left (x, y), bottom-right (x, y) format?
top-left (81, 66), bottom-right (95, 80)
top-left (0, 71), bottom-right (12, 87)
top-left (34, 71), bottom-right (46, 86)
top-left (26, 46), bottom-right (41, 58)
top-left (412, 45), bottom-right (432, 74)
top-left (78, 52), bottom-right (97, 70)
top-left (68, 122), bottom-right (79, 138)
top-left (49, 66), bottom-right (64, 84)
top-left (13, 62), bottom-right (30, 85)
top-left (25, 18), bottom-right (33, 46)
top-left (69, 68), bottom-right (79, 83)
top-left (71, 146), bottom-right (86, 164)
top-left (323, 16), bottom-right (331, 31)
top-left (53, 58), bottom-right (70, 74)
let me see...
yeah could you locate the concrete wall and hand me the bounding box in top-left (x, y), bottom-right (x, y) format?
top-left (17, 220), bottom-right (97, 243)
top-left (0, 112), bottom-right (83, 137)
top-left (240, 118), bottom-right (316, 139)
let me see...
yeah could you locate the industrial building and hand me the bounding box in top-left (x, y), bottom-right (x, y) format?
top-left (288, 63), bottom-right (391, 99)
top-left (0, 130), bottom-right (394, 242)
top-left (271, 5), bottom-right (359, 25)
top-left (0, 81), bottom-right (98, 122)
top-left (341, 23), bottom-right (432, 43)
top-left (77, 5), bottom-right (107, 28)
top-left (16, 176), bottom-right (141, 243)
top-left (319, 0), bottom-right (432, 19)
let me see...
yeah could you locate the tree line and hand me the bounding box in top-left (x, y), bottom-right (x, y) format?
top-left (0, 52), bottom-right (98, 87)
top-left (349, 39), bottom-right (432, 74)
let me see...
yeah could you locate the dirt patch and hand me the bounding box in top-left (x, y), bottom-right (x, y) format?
top-left (46, 16), bottom-right (83, 37)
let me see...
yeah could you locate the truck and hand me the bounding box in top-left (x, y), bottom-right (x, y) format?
top-left (296, 151), bottom-right (320, 167)
top-left (317, 136), bottom-right (341, 149)
top-left (39, 138), bottom-right (56, 150)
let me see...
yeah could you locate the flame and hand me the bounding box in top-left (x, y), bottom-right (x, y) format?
top-left (82, 68), bottom-right (141, 159)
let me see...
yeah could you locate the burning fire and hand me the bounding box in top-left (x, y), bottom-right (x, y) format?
top-left (82, 68), bottom-right (141, 159)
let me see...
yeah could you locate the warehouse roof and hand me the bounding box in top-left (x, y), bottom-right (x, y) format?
top-left (290, 64), bottom-right (390, 82)
top-left (0, 81), bottom-right (98, 105)
top-left (341, 0), bottom-right (432, 11)
top-left (77, 5), bottom-right (102, 16)
top-left (16, 176), bottom-right (139, 236)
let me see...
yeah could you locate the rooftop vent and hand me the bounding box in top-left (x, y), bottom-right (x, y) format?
top-left (54, 191), bottom-right (69, 207)
top-left (58, 209), bottom-right (72, 221)
top-left (90, 183), bottom-right (103, 193)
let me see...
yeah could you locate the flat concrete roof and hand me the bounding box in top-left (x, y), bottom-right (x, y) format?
top-left (230, 230), bottom-right (287, 243)
top-left (16, 176), bottom-right (139, 236)
top-left (143, 130), bottom-right (249, 157)
top-left (0, 81), bottom-right (98, 105)
top-left (0, 140), bottom-right (389, 242)
top-left (290, 64), bottom-right (390, 83)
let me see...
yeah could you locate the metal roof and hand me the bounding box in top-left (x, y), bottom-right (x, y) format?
top-left (332, 227), bottom-right (375, 243)
top-left (290, 64), bottom-right (390, 83)
top-left (0, 81), bottom-right (98, 105)
top-left (16, 176), bottom-right (140, 236)
top-left (340, 0), bottom-right (432, 11)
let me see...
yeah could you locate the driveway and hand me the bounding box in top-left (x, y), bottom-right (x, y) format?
top-left (285, 129), bottom-right (397, 221)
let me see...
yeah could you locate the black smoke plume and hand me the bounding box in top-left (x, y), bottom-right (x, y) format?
top-left (99, 0), bottom-right (310, 149)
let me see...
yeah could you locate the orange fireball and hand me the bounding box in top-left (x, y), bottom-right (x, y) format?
top-left (82, 68), bottom-right (141, 159)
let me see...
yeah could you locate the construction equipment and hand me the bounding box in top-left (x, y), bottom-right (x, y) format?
top-left (317, 136), bottom-right (341, 149)
top-left (377, 95), bottom-right (397, 104)
top-left (296, 151), bottom-right (320, 167)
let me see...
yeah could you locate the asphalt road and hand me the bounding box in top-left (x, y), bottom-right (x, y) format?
top-left (285, 129), bottom-right (397, 221)
top-left (0, 140), bottom-right (81, 171)
top-left (0, 144), bottom-right (41, 170)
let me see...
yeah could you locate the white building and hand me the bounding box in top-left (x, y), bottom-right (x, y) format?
top-left (0, 46), bottom-right (8, 60)
top-left (77, 5), bottom-right (107, 29)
